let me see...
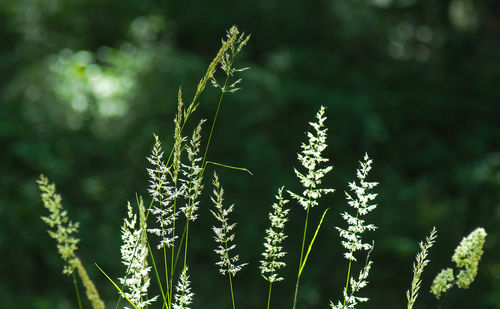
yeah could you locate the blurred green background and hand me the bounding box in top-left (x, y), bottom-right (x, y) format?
top-left (1, 0), bottom-right (500, 308)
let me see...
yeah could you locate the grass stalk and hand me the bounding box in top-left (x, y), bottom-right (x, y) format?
top-left (147, 241), bottom-right (169, 307)
top-left (73, 272), bottom-right (83, 309)
top-left (292, 207), bottom-right (310, 309)
top-left (342, 210), bottom-right (360, 306)
top-left (228, 273), bottom-right (236, 309)
top-left (266, 282), bottom-right (273, 309)
top-left (200, 74), bottom-right (230, 178)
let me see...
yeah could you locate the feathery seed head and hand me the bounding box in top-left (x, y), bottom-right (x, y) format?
top-left (260, 186), bottom-right (290, 283)
top-left (172, 89), bottom-right (186, 184)
top-left (407, 227), bottom-right (438, 309)
top-left (120, 200), bottom-right (157, 308)
top-left (331, 154), bottom-right (378, 308)
top-left (37, 175), bottom-right (80, 275)
top-left (210, 172), bottom-right (247, 276)
top-left (173, 267), bottom-right (194, 309)
top-left (288, 106), bottom-right (335, 211)
top-left (336, 154), bottom-right (378, 262)
top-left (181, 119), bottom-right (206, 221)
top-left (330, 248), bottom-right (374, 309)
top-left (211, 26), bottom-right (251, 93)
top-left (147, 135), bottom-right (180, 249)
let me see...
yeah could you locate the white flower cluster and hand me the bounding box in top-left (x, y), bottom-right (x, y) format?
top-left (180, 120), bottom-right (205, 221)
top-left (260, 186), bottom-right (290, 283)
top-left (210, 172), bottom-right (247, 276)
top-left (146, 134), bottom-right (182, 249)
top-left (288, 106), bottom-right (335, 211)
top-left (336, 153), bottom-right (378, 262)
top-left (330, 253), bottom-right (373, 309)
top-left (172, 267), bottom-right (194, 309)
top-left (331, 154), bottom-right (378, 309)
top-left (119, 201), bottom-right (157, 309)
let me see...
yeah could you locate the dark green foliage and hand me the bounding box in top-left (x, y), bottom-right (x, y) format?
top-left (1, 0), bottom-right (500, 308)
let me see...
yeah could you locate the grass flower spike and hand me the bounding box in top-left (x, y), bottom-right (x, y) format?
top-left (119, 200), bottom-right (157, 308)
top-left (210, 26), bottom-right (250, 94)
top-left (181, 119), bottom-right (206, 221)
top-left (211, 172), bottom-right (247, 309)
top-left (37, 175), bottom-right (105, 309)
top-left (147, 134), bottom-right (181, 249)
top-left (331, 153), bottom-right (378, 309)
top-left (336, 153), bottom-right (378, 262)
top-left (260, 186), bottom-right (290, 283)
top-left (406, 227), bottom-right (438, 309)
top-left (430, 227), bottom-right (487, 299)
top-left (288, 105), bottom-right (335, 211)
top-left (290, 106), bottom-right (335, 309)
top-left (210, 172), bottom-right (247, 276)
top-left (260, 186), bottom-right (290, 309)
top-left (37, 175), bottom-right (80, 275)
top-left (173, 267), bottom-right (194, 309)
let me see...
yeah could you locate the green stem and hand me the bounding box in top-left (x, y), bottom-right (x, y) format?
top-left (292, 207), bottom-right (310, 309)
top-left (183, 221), bottom-right (189, 267)
top-left (147, 241), bottom-right (169, 307)
top-left (200, 51), bottom-right (235, 179)
top-left (229, 273), bottom-right (236, 309)
top-left (73, 272), bottom-right (83, 309)
top-left (163, 246), bottom-right (171, 309)
top-left (173, 224), bottom-right (188, 272)
top-left (343, 259), bottom-right (353, 306)
top-left (343, 210), bottom-right (359, 307)
top-left (200, 81), bottom-right (228, 178)
top-left (266, 282), bottom-right (273, 309)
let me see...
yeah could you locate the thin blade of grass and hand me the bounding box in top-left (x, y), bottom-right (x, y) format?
top-left (299, 208), bottom-right (329, 276)
top-left (206, 160), bottom-right (253, 176)
top-left (147, 240), bottom-right (169, 307)
top-left (94, 263), bottom-right (138, 309)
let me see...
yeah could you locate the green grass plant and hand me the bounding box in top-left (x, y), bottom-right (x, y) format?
top-left (37, 26), bottom-right (488, 309)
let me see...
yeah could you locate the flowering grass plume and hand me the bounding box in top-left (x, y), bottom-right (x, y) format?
top-left (147, 134), bottom-right (181, 249)
top-left (119, 200), bottom-right (157, 308)
top-left (430, 227), bottom-right (487, 299)
top-left (335, 250), bottom-right (374, 309)
top-left (172, 267), bottom-right (194, 309)
top-left (260, 186), bottom-right (290, 283)
top-left (288, 105), bottom-right (335, 210)
top-left (37, 175), bottom-right (105, 309)
top-left (290, 106), bottom-right (335, 309)
top-left (187, 26), bottom-right (248, 117)
top-left (37, 175), bottom-right (80, 275)
top-left (210, 26), bottom-right (250, 94)
top-left (331, 153), bottom-right (378, 309)
top-left (336, 153), bottom-right (378, 262)
top-left (181, 119), bottom-right (206, 221)
top-left (210, 172), bottom-right (247, 276)
top-left (406, 227), bottom-right (438, 309)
